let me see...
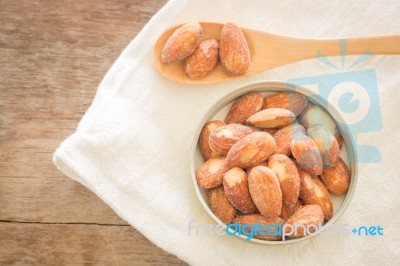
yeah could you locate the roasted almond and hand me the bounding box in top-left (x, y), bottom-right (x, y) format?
top-left (225, 92), bottom-right (264, 124)
top-left (209, 123), bottom-right (256, 155)
top-left (273, 124), bottom-right (305, 156)
top-left (208, 186), bottom-right (236, 224)
top-left (263, 92), bottom-right (308, 116)
top-left (185, 39), bottom-right (219, 79)
top-left (297, 166), bottom-right (333, 221)
top-left (296, 164), bottom-right (315, 201)
top-left (161, 22), bottom-right (203, 63)
top-left (280, 200), bottom-right (302, 221)
top-left (284, 205), bottom-right (324, 238)
top-left (226, 132), bottom-right (276, 169)
top-left (291, 133), bottom-right (323, 175)
top-left (268, 154), bottom-right (300, 210)
top-left (199, 120), bottom-right (225, 160)
top-left (248, 166), bottom-right (282, 218)
top-left (219, 23), bottom-right (250, 76)
top-left (223, 167), bottom-right (257, 214)
top-left (196, 156), bottom-right (228, 188)
top-left (300, 104), bottom-right (342, 147)
top-left (321, 157), bottom-right (350, 195)
top-left (246, 108), bottom-right (295, 128)
top-left (232, 215), bottom-right (284, 241)
top-left (307, 125), bottom-right (340, 167)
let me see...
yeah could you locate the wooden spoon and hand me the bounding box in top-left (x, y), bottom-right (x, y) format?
top-left (153, 22), bottom-right (400, 84)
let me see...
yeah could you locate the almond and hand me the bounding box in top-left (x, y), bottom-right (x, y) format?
top-left (225, 92), bottom-right (264, 124)
top-left (280, 200), bottom-right (302, 221)
top-left (290, 133), bottom-right (323, 175)
top-left (199, 120), bottom-right (225, 160)
top-left (196, 156), bottom-right (228, 188)
top-left (208, 186), bottom-right (236, 224)
top-left (263, 92), bottom-right (308, 116)
top-left (248, 166), bottom-right (282, 218)
top-left (321, 157), bottom-right (350, 195)
top-left (296, 165), bottom-right (316, 201)
top-left (223, 167), bottom-right (257, 214)
top-left (185, 39), bottom-right (219, 79)
top-left (307, 125), bottom-right (340, 167)
top-left (219, 23), bottom-right (250, 76)
top-left (268, 154), bottom-right (300, 210)
top-left (273, 124), bottom-right (305, 156)
top-left (226, 132), bottom-right (276, 169)
top-left (246, 108), bottom-right (295, 128)
top-left (209, 123), bottom-right (256, 155)
top-left (232, 215), bottom-right (284, 241)
top-left (297, 166), bottom-right (333, 221)
top-left (284, 205), bottom-right (324, 238)
top-left (300, 104), bottom-right (342, 147)
top-left (161, 22), bottom-right (203, 63)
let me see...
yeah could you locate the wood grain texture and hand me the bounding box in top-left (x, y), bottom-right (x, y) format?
top-left (0, 0), bottom-right (185, 264)
top-left (0, 222), bottom-right (183, 265)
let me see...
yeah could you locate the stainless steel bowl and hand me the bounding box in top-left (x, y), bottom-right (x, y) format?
top-left (190, 81), bottom-right (358, 244)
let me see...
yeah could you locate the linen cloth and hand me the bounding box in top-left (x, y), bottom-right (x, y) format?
top-left (53, 0), bottom-right (400, 264)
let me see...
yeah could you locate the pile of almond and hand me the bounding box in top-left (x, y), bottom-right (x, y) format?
top-left (196, 91), bottom-right (351, 241)
top-left (161, 22), bottom-right (250, 79)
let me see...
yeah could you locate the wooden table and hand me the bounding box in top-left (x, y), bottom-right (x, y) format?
top-left (0, 1), bottom-right (185, 264)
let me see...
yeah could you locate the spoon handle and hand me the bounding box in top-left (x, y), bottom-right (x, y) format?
top-left (254, 33), bottom-right (400, 69)
top-left (343, 35), bottom-right (400, 55)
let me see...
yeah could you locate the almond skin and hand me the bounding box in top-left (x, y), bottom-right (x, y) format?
top-left (226, 132), bottom-right (276, 169)
top-left (263, 92), bottom-right (308, 116)
top-left (233, 215), bottom-right (284, 241)
top-left (246, 108), bottom-right (296, 128)
top-left (280, 200), bottom-right (302, 221)
top-left (307, 125), bottom-right (340, 167)
top-left (321, 157), bottom-right (350, 195)
top-left (273, 124), bottom-right (305, 156)
top-left (219, 23), bottom-right (250, 76)
top-left (196, 156), bottom-right (228, 188)
top-left (208, 186), bottom-right (236, 224)
top-left (297, 166), bottom-right (333, 221)
top-left (300, 104), bottom-right (342, 147)
top-left (268, 154), bottom-right (300, 210)
top-left (248, 166), bottom-right (282, 218)
top-left (284, 205), bottom-right (324, 238)
top-left (225, 92), bottom-right (264, 124)
top-left (223, 167), bottom-right (257, 214)
top-left (185, 39), bottom-right (219, 79)
top-left (291, 133), bottom-right (323, 175)
top-left (209, 123), bottom-right (256, 155)
top-left (199, 120), bottom-right (225, 160)
top-left (161, 22), bottom-right (203, 63)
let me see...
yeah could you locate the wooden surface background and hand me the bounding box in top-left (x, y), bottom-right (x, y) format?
top-left (0, 0), bottom-right (186, 264)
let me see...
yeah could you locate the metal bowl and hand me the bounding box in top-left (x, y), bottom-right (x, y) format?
top-left (190, 81), bottom-right (358, 244)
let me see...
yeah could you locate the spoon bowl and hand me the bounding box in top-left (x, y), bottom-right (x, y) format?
top-left (153, 22), bottom-right (400, 84)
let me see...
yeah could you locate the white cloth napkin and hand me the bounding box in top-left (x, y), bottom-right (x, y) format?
top-left (53, 0), bottom-right (400, 265)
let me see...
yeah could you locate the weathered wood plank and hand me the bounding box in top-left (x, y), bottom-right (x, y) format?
top-left (0, 0), bottom-right (166, 224)
top-left (0, 176), bottom-right (128, 225)
top-left (0, 222), bottom-right (186, 265)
